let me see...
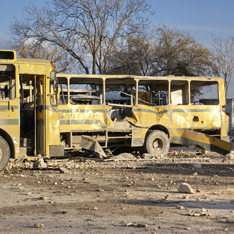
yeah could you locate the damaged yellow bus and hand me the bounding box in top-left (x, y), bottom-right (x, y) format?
top-left (56, 73), bottom-right (232, 157)
top-left (0, 49), bottom-right (232, 171)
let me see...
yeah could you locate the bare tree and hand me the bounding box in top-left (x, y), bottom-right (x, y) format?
top-left (11, 0), bottom-right (151, 74)
top-left (151, 25), bottom-right (215, 76)
top-left (212, 36), bottom-right (234, 96)
top-left (108, 25), bottom-right (216, 77)
top-left (107, 34), bottom-right (154, 75)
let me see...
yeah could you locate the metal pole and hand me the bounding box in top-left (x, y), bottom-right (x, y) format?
top-left (34, 75), bottom-right (37, 156)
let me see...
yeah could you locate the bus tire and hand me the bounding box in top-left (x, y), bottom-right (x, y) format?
top-left (0, 136), bottom-right (10, 171)
top-left (145, 130), bottom-right (169, 157)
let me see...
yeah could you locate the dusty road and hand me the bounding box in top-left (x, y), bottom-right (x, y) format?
top-left (0, 149), bottom-right (234, 234)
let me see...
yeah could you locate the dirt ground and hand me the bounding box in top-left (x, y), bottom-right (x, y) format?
top-left (0, 148), bottom-right (234, 234)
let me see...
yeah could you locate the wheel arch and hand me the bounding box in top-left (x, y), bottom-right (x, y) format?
top-left (147, 125), bottom-right (170, 138)
top-left (0, 129), bottom-right (15, 158)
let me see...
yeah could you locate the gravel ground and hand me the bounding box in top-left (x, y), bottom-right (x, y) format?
top-left (0, 148), bottom-right (234, 234)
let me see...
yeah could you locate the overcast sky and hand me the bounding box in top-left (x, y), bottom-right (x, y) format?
top-left (1, 0), bottom-right (234, 96)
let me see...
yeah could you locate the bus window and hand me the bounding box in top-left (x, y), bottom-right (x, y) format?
top-left (170, 80), bottom-right (189, 105)
top-left (70, 77), bottom-right (103, 105)
top-left (190, 81), bottom-right (219, 105)
top-left (0, 64), bottom-right (16, 101)
top-left (138, 79), bottom-right (168, 106)
top-left (38, 80), bottom-right (43, 107)
top-left (105, 78), bottom-right (136, 106)
top-left (58, 77), bottom-right (68, 105)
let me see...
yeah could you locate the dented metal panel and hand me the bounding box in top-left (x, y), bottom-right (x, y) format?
top-left (169, 129), bottom-right (232, 155)
top-left (80, 135), bottom-right (107, 158)
top-left (58, 105), bottom-right (113, 132)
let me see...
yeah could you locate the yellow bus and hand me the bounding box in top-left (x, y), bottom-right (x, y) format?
top-left (0, 50), bottom-right (63, 170)
top-left (56, 73), bottom-right (232, 157)
top-left (0, 49), bottom-right (232, 171)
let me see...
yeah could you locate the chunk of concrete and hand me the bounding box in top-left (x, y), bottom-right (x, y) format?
top-left (178, 183), bottom-right (195, 194)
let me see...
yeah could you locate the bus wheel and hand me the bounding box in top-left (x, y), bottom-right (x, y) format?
top-left (145, 130), bottom-right (169, 157)
top-left (0, 136), bottom-right (10, 171)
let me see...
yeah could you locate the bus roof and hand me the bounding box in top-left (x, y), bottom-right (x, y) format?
top-left (17, 58), bottom-right (53, 66)
top-left (57, 73), bottom-right (224, 82)
top-left (57, 73), bottom-right (224, 87)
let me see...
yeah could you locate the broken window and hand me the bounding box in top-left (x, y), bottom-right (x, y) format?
top-left (69, 77), bottom-right (103, 105)
top-left (170, 80), bottom-right (189, 105)
top-left (0, 64), bottom-right (16, 101)
top-left (58, 77), bottom-right (68, 105)
top-left (190, 80), bottom-right (219, 105)
top-left (138, 79), bottom-right (168, 106)
top-left (105, 78), bottom-right (136, 106)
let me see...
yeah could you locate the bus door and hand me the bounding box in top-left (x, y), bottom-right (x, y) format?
top-left (36, 75), bottom-right (46, 156)
top-left (35, 74), bottom-right (62, 157)
top-left (47, 76), bottom-right (62, 157)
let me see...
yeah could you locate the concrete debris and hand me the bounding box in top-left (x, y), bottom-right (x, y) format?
top-left (178, 183), bottom-right (195, 194)
top-left (107, 153), bottom-right (136, 161)
top-left (24, 161), bottom-right (33, 169)
top-left (4, 163), bottom-right (13, 172)
top-left (201, 150), bottom-right (208, 155)
top-left (59, 167), bottom-right (70, 174)
top-left (226, 151), bottom-right (234, 160)
top-left (141, 153), bottom-right (153, 159)
top-left (224, 218), bottom-right (234, 223)
top-left (222, 157), bottom-right (229, 163)
top-left (193, 163), bottom-right (202, 169)
top-left (33, 158), bottom-right (47, 169)
top-left (97, 188), bottom-right (104, 192)
top-left (151, 198), bottom-right (179, 204)
top-left (126, 222), bottom-right (148, 228)
top-left (34, 223), bottom-right (44, 228)
top-left (188, 210), bottom-right (211, 217)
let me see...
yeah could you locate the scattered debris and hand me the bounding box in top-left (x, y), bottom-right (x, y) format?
top-left (59, 167), bottom-right (70, 174)
top-left (141, 153), bottom-right (153, 159)
top-left (188, 210), bottom-right (211, 217)
top-left (178, 183), bottom-right (195, 194)
top-left (106, 153), bottom-right (136, 161)
top-left (34, 223), bottom-right (44, 228)
top-left (193, 163), bottom-right (202, 168)
top-left (126, 222), bottom-right (148, 228)
top-left (0, 150), bottom-right (234, 233)
top-left (33, 158), bottom-right (47, 169)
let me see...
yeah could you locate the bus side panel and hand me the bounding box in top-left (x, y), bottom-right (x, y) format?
top-left (170, 105), bottom-right (222, 130)
top-left (58, 105), bottom-right (113, 133)
top-left (0, 103), bottom-right (20, 158)
top-left (128, 105), bottom-right (170, 127)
